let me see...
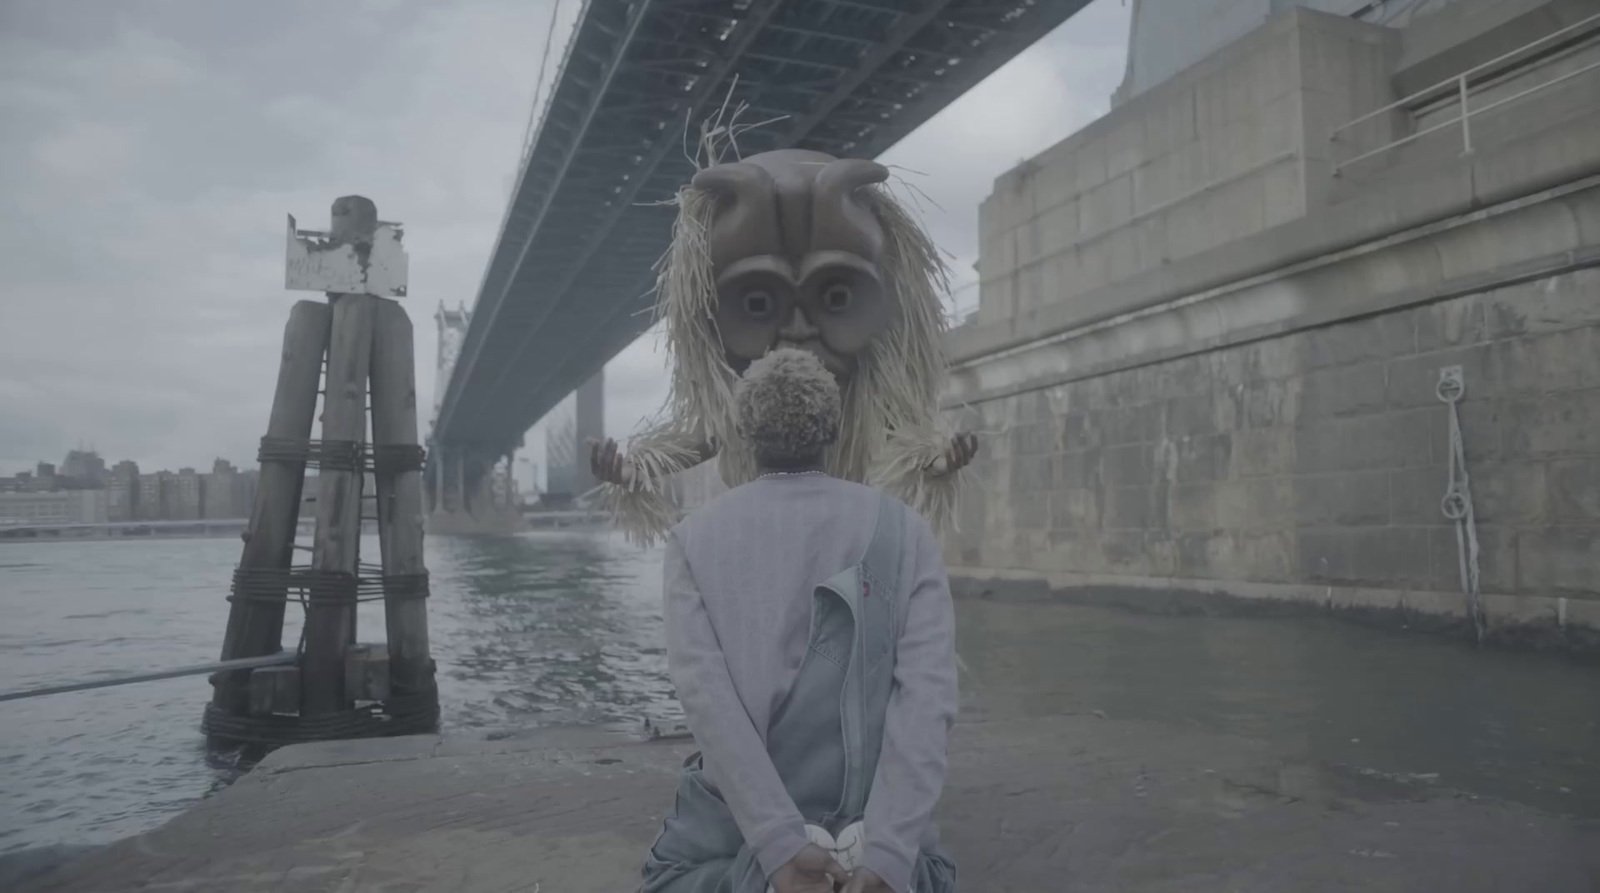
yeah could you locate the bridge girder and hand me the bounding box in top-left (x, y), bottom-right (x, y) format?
top-left (434, 0), bottom-right (1094, 452)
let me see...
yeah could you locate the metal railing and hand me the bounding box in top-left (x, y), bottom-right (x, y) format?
top-left (1330, 10), bottom-right (1600, 176)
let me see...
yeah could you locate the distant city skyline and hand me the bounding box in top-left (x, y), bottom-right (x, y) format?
top-left (2, 449), bottom-right (259, 525)
top-left (2, 448), bottom-right (252, 478)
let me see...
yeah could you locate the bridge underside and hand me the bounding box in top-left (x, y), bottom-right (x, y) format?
top-left (432, 0), bottom-right (1095, 458)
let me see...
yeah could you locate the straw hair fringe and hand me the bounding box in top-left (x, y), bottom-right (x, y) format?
top-left (610, 166), bottom-right (958, 545)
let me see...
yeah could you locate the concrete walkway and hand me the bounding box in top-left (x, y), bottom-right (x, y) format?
top-left (15, 712), bottom-right (1599, 893)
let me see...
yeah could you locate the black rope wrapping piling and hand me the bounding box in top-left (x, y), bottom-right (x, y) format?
top-left (201, 680), bottom-right (438, 746)
top-left (257, 437), bottom-right (424, 475)
top-left (214, 435), bottom-right (435, 746)
top-left (206, 566), bottom-right (438, 746)
top-left (371, 443), bottom-right (426, 476)
top-left (257, 436), bottom-right (365, 472)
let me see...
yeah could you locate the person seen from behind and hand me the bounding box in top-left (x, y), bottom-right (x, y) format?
top-left (628, 347), bottom-right (959, 893)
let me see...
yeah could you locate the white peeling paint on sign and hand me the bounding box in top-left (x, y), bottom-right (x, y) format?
top-left (285, 214), bottom-right (409, 297)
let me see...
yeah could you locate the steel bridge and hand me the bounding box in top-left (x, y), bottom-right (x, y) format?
top-left (428, 0), bottom-right (1094, 501)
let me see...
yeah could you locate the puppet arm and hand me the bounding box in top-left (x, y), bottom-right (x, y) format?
top-left (871, 425), bottom-right (975, 534)
top-left (595, 426), bottom-right (717, 547)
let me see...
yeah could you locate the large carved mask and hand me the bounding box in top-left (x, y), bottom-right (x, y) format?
top-left (691, 148), bottom-right (896, 379)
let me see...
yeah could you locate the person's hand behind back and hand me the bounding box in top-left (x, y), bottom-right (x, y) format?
top-left (770, 843), bottom-right (850, 893)
top-left (841, 867), bottom-right (893, 893)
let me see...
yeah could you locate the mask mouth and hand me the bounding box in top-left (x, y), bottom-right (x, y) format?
top-left (772, 338), bottom-right (849, 377)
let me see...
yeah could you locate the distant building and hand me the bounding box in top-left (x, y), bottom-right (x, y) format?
top-left (204, 458), bottom-right (252, 519)
top-left (60, 449), bottom-right (107, 488)
top-left (543, 368), bottom-right (605, 502)
top-left (0, 490), bottom-right (109, 526)
top-left (239, 468), bottom-right (259, 518)
top-left (107, 460), bottom-right (140, 522)
top-left (138, 471), bottom-right (171, 521)
top-left (32, 462), bottom-right (57, 492)
top-left (544, 397), bottom-right (578, 501)
top-left (172, 468), bottom-right (203, 520)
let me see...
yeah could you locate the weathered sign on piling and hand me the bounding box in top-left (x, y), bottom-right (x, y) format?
top-left (203, 195), bottom-right (438, 747)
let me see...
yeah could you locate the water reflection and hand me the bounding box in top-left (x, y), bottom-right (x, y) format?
top-left (956, 600), bottom-right (1600, 818)
top-left (424, 532), bottom-right (681, 733)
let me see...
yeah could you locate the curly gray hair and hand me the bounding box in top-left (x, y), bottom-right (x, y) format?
top-left (735, 348), bottom-right (841, 468)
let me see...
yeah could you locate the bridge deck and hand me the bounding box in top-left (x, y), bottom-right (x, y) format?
top-left (434, 0), bottom-right (1093, 454)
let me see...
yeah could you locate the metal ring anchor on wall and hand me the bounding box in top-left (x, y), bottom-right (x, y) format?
top-left (1436, 365), bottom-right (1465, 404)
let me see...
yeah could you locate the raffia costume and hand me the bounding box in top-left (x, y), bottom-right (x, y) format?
top-left (604, 148), bottom-right (964, 545)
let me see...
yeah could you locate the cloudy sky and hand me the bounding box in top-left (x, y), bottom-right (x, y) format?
top-left (0, 0), bottom-right (1130, 486)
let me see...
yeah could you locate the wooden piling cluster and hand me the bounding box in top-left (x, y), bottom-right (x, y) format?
top-left (204, 197), bottom-right (437, 747)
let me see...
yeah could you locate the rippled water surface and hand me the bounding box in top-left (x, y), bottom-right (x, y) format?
top-left (0, 532), bottom-right (681, 853)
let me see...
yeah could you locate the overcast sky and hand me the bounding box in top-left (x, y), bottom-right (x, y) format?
top-left (0, 0), bottom-right (1130, 485)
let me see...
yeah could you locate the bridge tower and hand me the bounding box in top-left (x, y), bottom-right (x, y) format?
top-left (426, 301), bottom-right (527, 534)
top-left (432, 302), bottom-right (470, 426)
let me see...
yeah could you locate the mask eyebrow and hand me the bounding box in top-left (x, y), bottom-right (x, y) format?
top-left (715, 255), bottom-right (799, 290)
top-left (796, 250), bottom-right (878, 287)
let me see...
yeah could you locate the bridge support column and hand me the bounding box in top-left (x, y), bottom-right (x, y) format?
top-left (503, 450), bottom-right (516, 510)
top-left (450, 451), bottom-right (466, 514)
top-left (425, 444), bottom-right (522, 536)
top-left (423, 442), bottom-right (439, 514)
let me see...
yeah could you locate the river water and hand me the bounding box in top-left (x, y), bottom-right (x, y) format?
top-left (3, 532), bottom-right (1598, 857)
top-left (0, 532), bottom-right (682, 854)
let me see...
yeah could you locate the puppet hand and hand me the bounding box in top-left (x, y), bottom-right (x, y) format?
top-left (840, 867), bottom-right (894, 893)
top-left (770, 843), bottom-right (850, 893)
top-left (927, 432), bottom-right (979, 477)
top-left (588, 438), bottom-right (634, 487)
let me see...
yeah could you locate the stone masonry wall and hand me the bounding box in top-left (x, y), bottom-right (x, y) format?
top-left (949, 266), bottom-right (1600, 638)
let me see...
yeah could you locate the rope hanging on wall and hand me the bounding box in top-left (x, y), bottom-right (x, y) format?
top-left (1437, 365), bottom-right (1485, 642)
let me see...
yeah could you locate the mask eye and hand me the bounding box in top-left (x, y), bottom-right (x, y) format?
top-left (821, 283), bottom-right (852, 313)
top-left (743, 290), bottom-right (774, 318)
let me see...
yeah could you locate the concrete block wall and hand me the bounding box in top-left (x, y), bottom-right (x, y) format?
top-left (949, 261), bottom-right (1600, 639)
top-left (977, 9), bottom-right (1397, 328)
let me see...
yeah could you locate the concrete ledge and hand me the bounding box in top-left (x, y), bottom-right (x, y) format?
top-left (950, 107), bottom-right (1600, 366)
top-left (18, 715), bottom-right (1600, 892)
top-left (946, 175), bottom-right (1600, 407)
top-left (948, 566), bottom-right (1600, 654)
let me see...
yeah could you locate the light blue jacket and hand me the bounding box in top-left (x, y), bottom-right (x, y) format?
top-left (641, 474), bottom-right (958, 893)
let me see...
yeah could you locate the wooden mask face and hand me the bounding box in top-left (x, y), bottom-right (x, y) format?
top-left (691, 149), bottom-right (897, 379)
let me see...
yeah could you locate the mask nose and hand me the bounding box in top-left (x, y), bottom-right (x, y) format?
top-left (776, 306), bottom-right (819, 342)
